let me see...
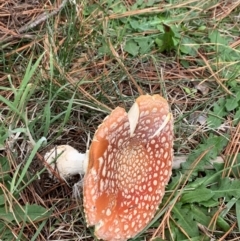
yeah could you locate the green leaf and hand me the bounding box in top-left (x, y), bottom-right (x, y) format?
top-left (0, 206), bottom-right (14, 222)
top-left (209, 30), bottom-right (227, 46)
top-left (180, 37), bottom-right (198, 56)
top-left (156, 24), bottom-right (180, 52)
top-left (134, 37), bottom-right (153, 54)
top-left (182, 135), bottom-right (228, 177)
top-left (187, 170), bottom-right (220, 189)
top-left (207, 113), bottom-right (224, 128)
top-left (216, 215), bottom-right (230, 232)
top-left (190, 205), bottom-right (211, 226)
top-left (220, 198), bottom-right (238, 218)
top-left (124, 40), bottom-right (139, 56)
top-left (0, 157), bottom-right (10, 178)
top-left (212, 178), bottom-right (240, 200)
top-left (14, 204), bottom-right (50, 223)
top-left (234, 108), bottom-right (240, 125)
top-left (207, 98), bottom-right (227, 128)
top-left (98, 41), bottom-right (111, 55)
top-left (200, 199), bottom-right (219, 208)
top-left (129, 19), bottom-right (141, 30)
top-left (225, 97), bottom-right (239, 111)
top-left (181, 188), bottom-right (214, 203)
top-left (172, 203), bottom-right (199, 237)
top-left (0, 222), bottom-right (15, 240)
top-left (236, 199), bottom-right (240, 232)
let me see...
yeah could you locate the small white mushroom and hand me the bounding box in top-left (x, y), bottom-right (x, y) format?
top-left (44, 145), bottom-right (88, 180)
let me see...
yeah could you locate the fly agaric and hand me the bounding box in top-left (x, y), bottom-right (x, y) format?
top-left (83, 94), bottom-right (173, 241)
top-left (44, 145), bottom-right (88, 180)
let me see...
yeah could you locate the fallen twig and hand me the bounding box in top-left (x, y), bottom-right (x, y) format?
top-left (18, 0), bottom-right (69, 34)
top-left (0, 0), bottom-right (69, 45)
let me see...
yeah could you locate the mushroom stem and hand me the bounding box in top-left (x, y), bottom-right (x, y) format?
top-left (44, 145), bottom-right (88, 180)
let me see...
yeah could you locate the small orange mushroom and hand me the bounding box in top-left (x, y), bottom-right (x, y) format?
top-left (83, 95), bottom-right (173, 241)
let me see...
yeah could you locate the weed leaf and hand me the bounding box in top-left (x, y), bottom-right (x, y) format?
top-left (181, 188), bottom-right (214, 203)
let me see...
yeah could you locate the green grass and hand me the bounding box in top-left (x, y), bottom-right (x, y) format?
top-left (0, 0), bottom-right (240, 240)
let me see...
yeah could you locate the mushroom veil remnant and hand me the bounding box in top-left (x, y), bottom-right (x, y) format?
top-left (83, 94), bottom-right (173, 241)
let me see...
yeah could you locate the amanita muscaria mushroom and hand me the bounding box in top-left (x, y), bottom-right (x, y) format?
top-left (83, 94), bottom-right (173, 241)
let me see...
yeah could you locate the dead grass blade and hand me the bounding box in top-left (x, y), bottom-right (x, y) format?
top-left (223, 122), bottom-right (240, 178)
top-left (108, 39), bottom-right (144, 95)
top-left (197, 51), bottom-right (233, 95)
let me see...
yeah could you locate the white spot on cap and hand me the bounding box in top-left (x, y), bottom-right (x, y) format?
top-left (106, 208), bottom-right (111, 216)
top-left (161, 136), bottom-right (166, 143)
top-left (124, 224), bottom-right (128, 231)
top-left (152, 107), bottom-right (158, 112)
top-left (131, 221), bottom-right (136, 228)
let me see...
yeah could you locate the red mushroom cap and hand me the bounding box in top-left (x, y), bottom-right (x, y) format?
top-left (83, 95), bottom-right (173, 241)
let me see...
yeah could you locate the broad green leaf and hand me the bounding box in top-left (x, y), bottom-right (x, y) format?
top-left (0, 222), bottom-right (15, 240)
top-left (180, 237), bottom-right (205, 241)
top-left (0, 206), bottom-right (14, 222)
top-left (129, 19), bottom-right (141, 30)
top-left (207, 98), bottom-right (227, 128)
top-left (134, 37), bottom-right (153, 54)
top-left (181, 188), bottom-right (214, 203)
top-left (213, 98), bottom-right (226, 116)
top-left (182, 135), bottom-right (228, 177)
top-left (234, 108), bottom-right (240, 125)
top-left (221, 198), bottom-right (238, 217)
top-left (124, 40), bottom-right (139, 56)
top-left (0, 195), bottom-right (5, 205)
top-left (98, 42), bottom-right (111, 55)
top-left (225, 97), bottom-right (239, 111)
top-left (200, 199), bottom-right (219, 208)
top-left (172, 203), bottom-right (199, 237)
top-left (180, 37), bottom-right (198, 56)
top-left (14, 204), bottom-right (50, 223)
top-left (190, 205), bottom-right (211, 226)
top-left (216, 215), bottom-right (230, 232)
top-left (156, 24), bottom-right (180, 52)
top-left (146, 0), bottom-right (155, 6)
top-left (112, 3), bottom-right (126, 13)
top-left (209, 30), bottom-right (227, 45)
top-left (212, 178), bottom-right (240, 200)
top-left (0, 157), bottom-right (10, 177)
top-left (187, 170), bottom-right (220, 189)
top-left (0, 203), bottom-right (50, 224)
top-left (207, 113), bottom-right (223, 128)
top-left (236, 199), bottom-right (240, 232)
